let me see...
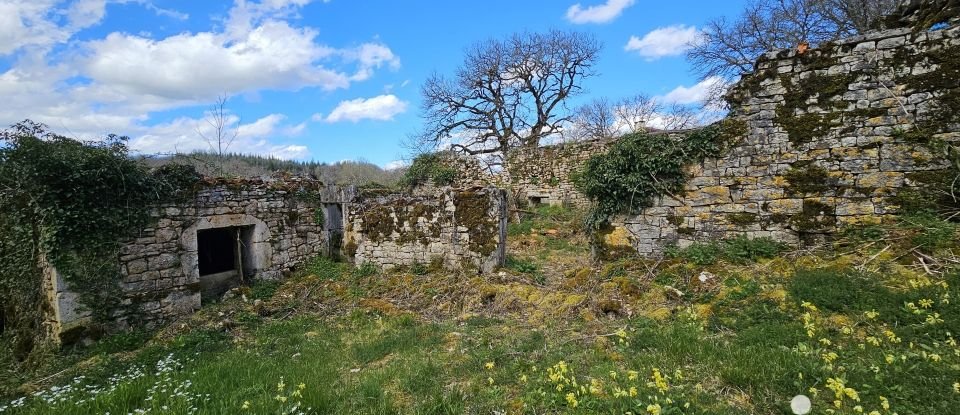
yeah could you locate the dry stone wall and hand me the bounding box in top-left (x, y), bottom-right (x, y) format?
top-left (617, 23), bottom-right (960, 254)
top-left (505, 140), bottom-right (613, 208)
top-left (346, 187), bottom-right (507, 274)
top-left (48, 178), bottom-right (345, 338)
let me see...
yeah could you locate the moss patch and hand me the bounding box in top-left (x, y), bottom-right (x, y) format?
top-left (454, 191), bottom-right (499, 256)
top-left (782, 164), bottom-right (836, 195)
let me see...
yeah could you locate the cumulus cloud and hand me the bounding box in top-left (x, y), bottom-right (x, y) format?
top-left (661, 76), bottom-right (728, 105)
top-left (325, 94), bottom-right (408, 123)
top-left (81, 22), bottom-right (350, 100)
top-left (129, 113), bottom-right (310, 159)
top-left (565, 0), bottom-right (634, 24)
top-left (625, 25), bottom-right (700, 60)
top-left (0, 0), bottom-right (400, 158)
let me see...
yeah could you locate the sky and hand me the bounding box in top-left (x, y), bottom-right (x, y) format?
top-left (0, 0), bottom-right (749, 169)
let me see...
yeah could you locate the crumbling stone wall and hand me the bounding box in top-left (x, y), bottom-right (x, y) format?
top-left (346, 187), bottom-right (507, 274)
top-left (505, 140), bottom-right (614, 208)
top-left (49, 178), bottom-right (345, 336)
top-left (617, 22), bottom-right (960, 254)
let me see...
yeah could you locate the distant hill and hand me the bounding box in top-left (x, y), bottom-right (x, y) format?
top-left (144, 152), bottom-right (404, 186)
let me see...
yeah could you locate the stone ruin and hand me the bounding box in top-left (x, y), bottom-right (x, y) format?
top-left (40, 0), bottom-right (960, 344)
top-left (44, 178), bottom-right (507, 343)
top-left (489, 12), bottom-right (960, 255)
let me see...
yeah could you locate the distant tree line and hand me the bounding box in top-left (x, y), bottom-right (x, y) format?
top-left (146, 152), bottom-right (404, 186)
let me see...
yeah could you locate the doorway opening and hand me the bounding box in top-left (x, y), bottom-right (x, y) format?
top-left (197, 226), bottom-right (254, 301)
top-left (323, 203), bottom-right (345, 259)
top-left (528, 196), bottom-right (545, 206)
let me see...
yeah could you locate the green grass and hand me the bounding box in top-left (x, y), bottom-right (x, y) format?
top-left (665, 236), bottom-right (786, 266)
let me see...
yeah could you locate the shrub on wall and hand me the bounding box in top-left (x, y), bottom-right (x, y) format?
top-left (0, 120), bottom-right (200, 359)
top-left (401, 152), bottom-right (458, 188)
top-left (573, 120), bottom-right (745, 228)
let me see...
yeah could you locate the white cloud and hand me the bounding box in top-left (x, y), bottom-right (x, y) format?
top-left (565, 0), bottom-right (634, 24)
top-left (0, 0), bottom-right (401, 158)
top-left (625, 25), bottom-right (700, 60)
top-left (383, 160), bottom-right (407, 170)
top-left (128, 113), bottom-right (310, 159)
top-left (325, 94), bottom-right (408, 123)
top-left (661, 76), bottom-right (727, 105)
top-left (82, 22), bottom-right (350, 100)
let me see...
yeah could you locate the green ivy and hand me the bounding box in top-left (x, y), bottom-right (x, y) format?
top-left (572, 120), bottom-right (744, 229)
top-left (401, 152), bottom-right (457, 188)
top-left (0, 121), bottom-right (200, 359)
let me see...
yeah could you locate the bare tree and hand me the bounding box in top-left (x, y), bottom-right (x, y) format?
top-left (687, 0), bottom-right (897, 104)
top-left (571, 97), bottom-right (617, 141)
top-left (197, 95), bottom-right (239, 177)
top-left (570, 94), bottom-right (701, 141)
top-left (414, 30), bottom-right (601, 171)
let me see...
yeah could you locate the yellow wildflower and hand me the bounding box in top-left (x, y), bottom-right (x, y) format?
top-left (628, 370), bottom-right (639, 380)
top-left (865, 310), bottom-right (879, 319)
top-left (485, 362), bottom-right (495, 370)
top-left (879, 396), bottom-right (889, 410)
top-left (241, 401), bottom-right (250, 410)
top-left (919, 298), bottom-right (934, 308)
top-left (646, 403), bottom-right (662, 415)
top-left (629, 386), bottom-right (638, 397)
top-left (565, 392), bottom-right (578, 407)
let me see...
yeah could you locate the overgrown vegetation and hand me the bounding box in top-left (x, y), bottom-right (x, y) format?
top-left (400, 152), bottom-right (458, 188)
top-left (0, 121), bottom-right (201, 360)
top-left (4, 208), bottom-right (960, 414)
top-left (573, 120), bottom-right (746, 228)
top-left (664, 236), bottom-right (787, 266)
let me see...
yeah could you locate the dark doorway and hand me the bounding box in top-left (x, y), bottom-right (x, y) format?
top-left (528, 196), bottom-right (545, 206)
top-left (197, 226), bottom-right (253, 301)
top-left (324, 203), bottom-right (344, 259)
top-left (198, 228), bottom-right (236, 276)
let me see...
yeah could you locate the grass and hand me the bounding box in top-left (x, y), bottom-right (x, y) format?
top-left (3, 210), bottom-right (960, 414)
top-left (664, 236), bottom-right (786, 266)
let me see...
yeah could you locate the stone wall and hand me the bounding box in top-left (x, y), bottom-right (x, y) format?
top-left (505, 139), bottom-right (613, 208)
top-left (616, 22), bottom-right (960, 254)
top-left (48, 178), bottom-right (350, 339)
top-left (346, 187), bottom-right (507, 274)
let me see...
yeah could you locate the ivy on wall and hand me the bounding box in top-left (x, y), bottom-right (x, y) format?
top-left (573, 120), bottom-right (746, 229)
top-left (0, 121), bottom-right (200, 359)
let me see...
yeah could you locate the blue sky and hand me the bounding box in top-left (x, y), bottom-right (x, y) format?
top-left (0, 0), bottom-right (748, 168)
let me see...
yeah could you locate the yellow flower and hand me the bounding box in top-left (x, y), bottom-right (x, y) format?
top-left (809, 387), bottom-right (819, 397)
top-left (565, 392), bottom-right (579, 407)
top-left (520, 374), bottom-right (528, 383)
top-left (274, 395), bottom-right (287, 403)
top-left (298, 383), bottom-right (306, 390)
top-left (865, 310), bottom-right (879, 319)
top-left (615, 328), bottom-right (628, 339)
top-left (820, 338), bottom-right (832, 346)
top-left (854, 405), bottom-right (863, 413)
top-left (919, 298), bottom-right (934, 308)
top-left (277, 379), bottom-right (286, 392)
top-left (609, 370), bottom-right (618, 379)
top-left (291, 389), bottom-right (302, 398)
top-left (646, 403), bottom-right (662, 415)
top-left (487, 377), bottom-right (494, 385)
top-left (649, 368), bottom-right (669, 393)
top-left (954, 382), bottom-right (960, 393)
top-left (885, 354), bottom-right (895, 364)
top-left (629, 386), bottom-right (638, 397)
top-left (241, 401), bottom-right (250, 410)
top-left (930, 354), bottom-right (942, 362)
top-left (485, 362), bottom-right (495, 370)
top-left (628, 370), bottom-right (639, 380)
top-left (879, 396), bottom-right (889, 410)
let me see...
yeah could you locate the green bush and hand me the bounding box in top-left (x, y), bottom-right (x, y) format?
top-left (401, 152), bottom-right (457, 188)
top-left (573, 121), bottom-right (744, 228)
top-left (900, 212), bottom-right (958, 252)
top-left (505, 255), bottom-right (538, 274)
top-left (665, 236), bottom-right (785, 266)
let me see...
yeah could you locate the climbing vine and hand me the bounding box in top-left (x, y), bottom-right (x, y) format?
top-left (0, 121), bottom-right (200, 359)
top-left (573, 120), bottom-right (746, 229)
